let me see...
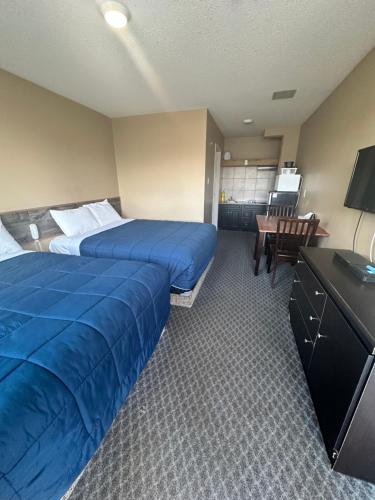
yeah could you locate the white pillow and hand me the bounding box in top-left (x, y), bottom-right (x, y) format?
top-left (0, 217), bottom-right (23, 254)
top-left (50, 206), bottom-right (100, 237)
top-left (84, 199), bottom-right (122, 226)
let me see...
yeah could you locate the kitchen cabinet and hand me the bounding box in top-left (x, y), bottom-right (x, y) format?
top-left (218, 204), bottom-right (241, 229)
top-left (218, 204), bottom-right (267, 231)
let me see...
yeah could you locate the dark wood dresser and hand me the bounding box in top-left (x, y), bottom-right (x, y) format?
top-left (289, 247), bottom-right (375, 483)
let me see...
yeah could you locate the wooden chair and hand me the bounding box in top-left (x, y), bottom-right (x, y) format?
top-left (266, 204), bottom-right (296, 217)
top-left (267, 217), bottom-right (320, 287)
top-left (264, 204), bottom-right (296, 255)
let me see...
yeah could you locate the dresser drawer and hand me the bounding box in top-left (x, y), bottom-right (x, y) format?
top-left (292, 278), bottom-right (320, 341)
top-left (289, 293), bottom-right (314, 374)
top-left (296, 258), bottom-right (326, 317)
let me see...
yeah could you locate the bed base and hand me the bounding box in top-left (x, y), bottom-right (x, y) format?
top-left (170, 258), bottom-right (214, 308)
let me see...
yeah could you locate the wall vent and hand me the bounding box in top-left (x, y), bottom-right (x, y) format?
top-left (272, 89), bottom-right (297, 100)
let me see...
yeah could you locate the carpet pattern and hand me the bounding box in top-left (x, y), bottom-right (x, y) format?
top-left (66, 230), bottom-right (375, 500)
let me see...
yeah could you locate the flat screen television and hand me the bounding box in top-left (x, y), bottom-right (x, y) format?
top-left (344, 145), bottom-right (375, 213)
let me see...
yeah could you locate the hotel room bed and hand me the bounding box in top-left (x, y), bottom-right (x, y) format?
top-left (0, 251), bottom-right (170, 500)
top-left (50, 219), bottom-right (217, 291)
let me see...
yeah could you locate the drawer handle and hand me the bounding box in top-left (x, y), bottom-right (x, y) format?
top-left (317, 332), bottom-right (328, 339)
top-left (293, 279), bottom-right (301, 283)
top-left (309, 315), bottom-right (319, 321)
top-left (304, 338), bottom-right (313, 344)
top-left (315, 290), bottom-right (325, 296)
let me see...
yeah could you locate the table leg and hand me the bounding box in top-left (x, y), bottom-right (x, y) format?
top-left (253, 231), bottom-right (259, 260)
top-left (254, 232), bottom-right (265, 276)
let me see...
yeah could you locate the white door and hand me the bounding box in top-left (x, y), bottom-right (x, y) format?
top-left (211, 145), bottom-right (222, 227)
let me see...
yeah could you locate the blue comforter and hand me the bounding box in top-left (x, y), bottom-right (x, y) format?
top-left (80, 220), bottom-right (217, 291)
top-left (0, 252), bottom-right (170, 500)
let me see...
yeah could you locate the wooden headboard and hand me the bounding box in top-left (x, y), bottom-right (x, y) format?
top-left (0, 197), bottom-right (121, 245)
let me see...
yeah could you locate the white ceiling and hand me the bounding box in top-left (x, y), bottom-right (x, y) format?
top-left (1, 0), bottom-right (374, 136)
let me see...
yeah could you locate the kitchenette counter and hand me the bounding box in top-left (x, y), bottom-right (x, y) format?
top-left (219, 202), bottom-right (268, 205)
top-left (218, 203), bottom-right (267, 231)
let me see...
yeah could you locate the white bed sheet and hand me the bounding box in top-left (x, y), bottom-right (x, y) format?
top-left (0, 250), bottom-right (32, 263)
top-left (49, 219), bottom-right (134, 256)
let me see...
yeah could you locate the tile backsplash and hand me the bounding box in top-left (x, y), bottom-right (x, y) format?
top-left (220, 166), bottom-right (276, 203)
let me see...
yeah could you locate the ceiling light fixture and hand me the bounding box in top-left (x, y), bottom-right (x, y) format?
top-left (243, 118), bottom-right (254, 124)
top-left (101, 1), bottom-right (129, 28)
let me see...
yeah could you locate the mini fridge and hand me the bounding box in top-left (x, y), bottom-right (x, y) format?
top-left (268, 190), bottom-right (300, 208)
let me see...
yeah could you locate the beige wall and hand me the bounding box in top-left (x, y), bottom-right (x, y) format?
top-left (0, 69), bottom-right (119, 213)
top-left (113, 110), bottom-right (207, 222)
top-left (204, 111), bottom-right (224, 223)
top-left (224, 135), bottom-right (281, 160)
top-left (264, 126), bottom-right (301, 168)
top-left (297, 48), bottom-right (375, 258)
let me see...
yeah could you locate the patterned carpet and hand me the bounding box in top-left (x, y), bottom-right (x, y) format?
top-left (66, 230), bottom-right (375, 500)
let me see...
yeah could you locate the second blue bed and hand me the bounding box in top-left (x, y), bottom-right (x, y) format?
top-left (79, 219), bottom-right (217, 291)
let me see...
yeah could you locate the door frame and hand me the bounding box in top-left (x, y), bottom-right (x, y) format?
top-left (211, 144), bottom-right (222, 227)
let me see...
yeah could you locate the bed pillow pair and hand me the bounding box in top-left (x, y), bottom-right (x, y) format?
top-left (50, 206), bottom-right (100, 237)
top-left (0, 217), bottom-right (23, 254)
top-left (50, 200), bottom-right (121, 237)
top-left (84, 199), bottom-right (122, 226)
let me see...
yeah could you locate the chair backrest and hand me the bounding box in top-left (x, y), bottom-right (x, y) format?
top-left (267, 204), bottom-right (296, 217)
top-left (275, 217), bottom-right (320, 252)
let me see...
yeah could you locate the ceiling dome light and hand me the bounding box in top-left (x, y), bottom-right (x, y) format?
top-left (243, 118), bottom-right (254, 124)
top-left (101, 1), bottom-right (129, 28)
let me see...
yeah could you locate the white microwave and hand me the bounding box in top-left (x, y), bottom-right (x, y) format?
top-left (274, 174), bottom-right (301, 192)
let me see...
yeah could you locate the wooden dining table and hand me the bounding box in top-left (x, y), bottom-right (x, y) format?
top-left (253, 215), bottom-right (330, 276)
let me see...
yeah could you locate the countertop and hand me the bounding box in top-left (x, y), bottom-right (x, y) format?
top-left (219, 202), bottom-right (268, 205)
